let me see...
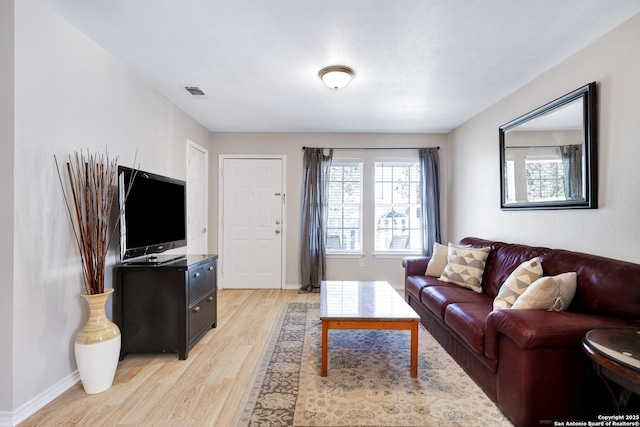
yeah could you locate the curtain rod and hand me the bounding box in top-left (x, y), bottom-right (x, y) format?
top-left (506, 145), bottom-right (577, 149)
top-left (302, 146), bottom-right (439, 150)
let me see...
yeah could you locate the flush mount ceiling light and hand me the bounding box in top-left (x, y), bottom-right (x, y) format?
top-left (319, 65), bottom-right (354, 90)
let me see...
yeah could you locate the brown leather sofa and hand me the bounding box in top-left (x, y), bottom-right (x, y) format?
top-left (403, 237), bottom-right (640, 427)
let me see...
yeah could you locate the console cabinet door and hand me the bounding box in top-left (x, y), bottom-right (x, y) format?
top-left (188, 291), bottom-right (217, 345)
top-left (188, 262), bottom-right (216, 304)
top-left (118, 269), bottom-right (186, 356)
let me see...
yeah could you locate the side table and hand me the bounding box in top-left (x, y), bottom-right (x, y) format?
top-left (582, 328), bottom-right (640, 414)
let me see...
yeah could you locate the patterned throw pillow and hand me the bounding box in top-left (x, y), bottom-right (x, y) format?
top-left (439, 244), bottom-right (491, 293)
top-left (493, 257), bottom-right (543, 310)
top-left (425, 242), bottom-right (471, 277)
top-left (511, 272), bottom-right (577, 311)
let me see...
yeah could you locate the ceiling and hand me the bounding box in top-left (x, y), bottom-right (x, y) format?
top-left (41, 0), bottom-right (640, 133)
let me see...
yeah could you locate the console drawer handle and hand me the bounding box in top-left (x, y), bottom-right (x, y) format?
top-left (193, 306), bottom-right (200, 313)
top-left (208, 266), bottom-right (214, 271)
top-left (194, 272), bottom-right (200, 278)
top-left (207, 296), bottom-right (214, 302)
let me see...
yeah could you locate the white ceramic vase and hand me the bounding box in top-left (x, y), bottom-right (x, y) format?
top-left (74, 288), bottom-right (121, 394)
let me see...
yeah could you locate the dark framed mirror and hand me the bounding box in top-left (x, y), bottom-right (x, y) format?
top-left (500, 82), bottom-right (597, 210)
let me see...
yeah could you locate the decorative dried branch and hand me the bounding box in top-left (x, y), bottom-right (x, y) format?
top-left (55, 149), bottom-right (136, 295)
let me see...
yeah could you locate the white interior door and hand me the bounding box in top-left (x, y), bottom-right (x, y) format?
top-left (187, 140), bottom-right (208, 254)
top-left (221, 158), bottom-right (284, 289)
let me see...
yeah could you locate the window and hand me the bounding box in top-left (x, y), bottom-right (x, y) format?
top-left (504, 159), bottom-right (516, 203)
top-left (327, 161), bottom-right (362, 252)
top-left (525, 158), bottom-right (566, 201)
top-left (374, 161), bottom-right (421, 252)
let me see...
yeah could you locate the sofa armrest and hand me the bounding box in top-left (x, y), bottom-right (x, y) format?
top-left (484, 309), bottom-right (637, 359)
top-left (402, 256), bottom-right (430, 276)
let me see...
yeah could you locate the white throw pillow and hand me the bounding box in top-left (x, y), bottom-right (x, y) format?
top-left (511, 272), bottom-right (577, 311)
top-left (493, 257), bottom-right (543, 310)
top-left (439, 244), bottom-right (491, 293)
top-left (425, 242), bottom-right (470, 277)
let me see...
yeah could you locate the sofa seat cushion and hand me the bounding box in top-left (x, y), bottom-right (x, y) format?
top-left (420, 284), bottom-right (488, 320)
top-left (405, 275), bottom-right (442, 301)
top-left (444, 302), bottom-right (493, 355)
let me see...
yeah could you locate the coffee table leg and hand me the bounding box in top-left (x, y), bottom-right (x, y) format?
top-left (411, 321), bottom-right (418, 378)
top-left (321, 320), bottom-right (328, 376)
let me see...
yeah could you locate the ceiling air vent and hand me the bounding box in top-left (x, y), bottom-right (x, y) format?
top-left (183, 86), bottom-right (209, 98)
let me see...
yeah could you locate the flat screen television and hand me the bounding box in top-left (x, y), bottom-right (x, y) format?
top-left (118, 166), bottom-right (187, 263)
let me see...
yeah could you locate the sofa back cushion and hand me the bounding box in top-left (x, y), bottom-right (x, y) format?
top-left (541, 250), bottom-right (640, 322)
top-left (459, 237), bottom-right (640, 323)
top-left (459, 237), bottom-right (552, 299)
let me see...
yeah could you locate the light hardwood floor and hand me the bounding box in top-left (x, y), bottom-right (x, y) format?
top-left (20, 289), bottom-right (319, 427)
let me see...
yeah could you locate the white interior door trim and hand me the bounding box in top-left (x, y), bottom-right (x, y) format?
top-left (218, 154), bottom-right (287, 289)
top-left (186, 139), bottom-right (209, 253)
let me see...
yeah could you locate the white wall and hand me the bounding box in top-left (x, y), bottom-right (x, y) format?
top-left (9, 0), bottom-right (209, 418)
top-left (448, 12), bottom-right (640, 263)
top-left (209, 132), bottom-right (447, 288)
top-left (0, 0), bottom-right (15, 415)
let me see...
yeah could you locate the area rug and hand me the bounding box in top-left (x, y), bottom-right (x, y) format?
top-left (233, 302), bottom-right (512, 427)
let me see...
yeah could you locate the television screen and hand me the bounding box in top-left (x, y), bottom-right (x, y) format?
top-left (118, 166), bottom-right (187, 261)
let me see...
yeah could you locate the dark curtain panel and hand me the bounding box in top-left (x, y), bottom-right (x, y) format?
top-left (300, 147), bottom-right (333, 292)
top-left (562, 144), bottom-right (583, 200)
top-left (419, 148), bottom-right (441, 257)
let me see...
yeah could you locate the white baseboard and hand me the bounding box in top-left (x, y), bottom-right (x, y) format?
top-left (281, 283), bottom-right (404, 292)
top-left (0, 413), bottom-right (12, 427)
top-left (0, 371), bottom-right (80, 427)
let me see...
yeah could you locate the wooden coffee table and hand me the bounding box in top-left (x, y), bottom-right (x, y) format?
top-left (319, 280), bottom-right (420, 378)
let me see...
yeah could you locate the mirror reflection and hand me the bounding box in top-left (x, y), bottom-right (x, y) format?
top-left (500, 83), bottom-right (597, 210)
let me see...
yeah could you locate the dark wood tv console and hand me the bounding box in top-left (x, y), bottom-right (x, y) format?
top-left (114, 254), bottom-right (218, 360)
